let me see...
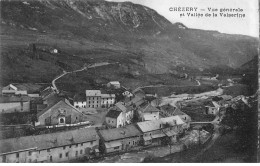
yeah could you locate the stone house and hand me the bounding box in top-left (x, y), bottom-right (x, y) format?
top-left (98, 125), bottom-right (142, 154)
top-left (137, 103), bottom-right (160, 121)
top-left (136, 116), bottom-right (189, 146)
top-left (0, 128), bottom-right (99, 163)
top-left (36, 99), bottom-right (87, 127)
top-left (86, 90), bottom-right (115, 108)
top-left (105, 109), bottom-right (124, 128)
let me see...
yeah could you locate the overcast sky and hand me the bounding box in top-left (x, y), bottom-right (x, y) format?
top-left (106, 0), bottom-right (259, 37)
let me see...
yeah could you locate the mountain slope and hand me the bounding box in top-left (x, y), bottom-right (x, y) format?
top-left (0, 0), bottom-right (258, 85)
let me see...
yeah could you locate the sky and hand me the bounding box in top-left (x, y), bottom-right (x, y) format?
top-left (106, 0), bottom-right (259, 37)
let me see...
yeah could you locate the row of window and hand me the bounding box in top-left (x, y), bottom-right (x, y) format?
top-left (47, 142), bottom-right (93, 152)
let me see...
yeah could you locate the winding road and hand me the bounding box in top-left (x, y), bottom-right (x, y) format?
top-left (51, 62), bottom-right (113, 93)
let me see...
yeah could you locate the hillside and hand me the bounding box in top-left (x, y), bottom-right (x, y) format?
top-left (0, 0), bottom-right (258, 89)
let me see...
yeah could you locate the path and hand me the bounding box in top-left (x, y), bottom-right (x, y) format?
top-left (51, 62), bottom-right (113, 93)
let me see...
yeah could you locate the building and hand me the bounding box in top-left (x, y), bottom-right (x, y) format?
top-left (105, 109), bottom-right (124, 128)
top-left (0, 96), bottom-right (30, 114)
top-left (137, 103), bottom-right (160, 121)
top-left (160, 104), bottom-right (191, 123)
top-left (36, 98), bottom-right (87, 127)
top-left (2, 84), bottom-right (27, 95)
top-left (107, 81), bottom-right (120, 89)
top-left (73, 94), bottom-right (86, 108)
top-left (2, 83), bottom-right (42, 97)
top-left (136, 116), bottom-right (189, 146)
top-left (86, 90), bottom-right (115, 108)
top-left (0, 128), bottom-right (100, 163)
top-left (98, 125), bottom-right (142, 154)
top-left (105, 102), bottom-right (134, 128)
top-left (205, 101), bottom-right (220, 115)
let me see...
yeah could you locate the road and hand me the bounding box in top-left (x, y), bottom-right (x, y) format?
top-left (51, 62), bottom-right (113, 93)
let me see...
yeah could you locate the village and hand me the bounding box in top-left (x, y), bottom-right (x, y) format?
top-left (0, 66), bottom-right (255, 163)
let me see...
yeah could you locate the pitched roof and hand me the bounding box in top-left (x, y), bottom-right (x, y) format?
top-left (37, 99), bottom-right (84, 118)
top-left (106, 109), bottom-right (122, 119)
top-left (141, 104), bottom-right (160, 113)
top-left (13, 83), bottom-right (43, 94)
top-left (98, 125), bottom-right (142, 141)
top-left (0, 128), bottom-right (99, 155)
top-left (137, 116), bottom-right (185, 133)
top-left (115, 102), bottom-right (127, 112)
top-left (0, 96), bottom-right (30, 103)
top-left (100, 94), bottom-right (115, 98)
top-left (86, 90), bottom-right (101, 97)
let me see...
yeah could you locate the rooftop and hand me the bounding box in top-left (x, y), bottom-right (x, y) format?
top-left (108, 81), bottom-right (120, 85)
top-left (86, 90), bottom-right (101, 97)
top-left (140, 104), bottom-right (160, 113)
top-left (137, 116), bottom-right (184, 133)
top-left (106, 109), bottom-right (122, 119)
top-left (0, 128), bottom-right (99, 155)
top-left (98, 124), bottom-right (142, 141)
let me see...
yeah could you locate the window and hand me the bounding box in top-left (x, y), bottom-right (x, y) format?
top-left (47, 149), bottom-right (50, 152)
top-left (50, 156), bottom-right (52, 162)
top-left (75, 151), bottom-right (78, 156)
top-left (76, 117), bottom-right (78, 120)
top-left (66, 152), bottom-right (69, 157)
top-left (16, 153), bottom-right (19, 158)
top-left (76, 144), bottom-right (78, 147)
top-left (90, 141), bottom-right (93, 145)
top-left (28, 151), bottom-right (32, 156)
top-left (129, 142), bottom-right (130, 145)
top-left (63, 146), bottom-right (66, 150)
top-left (133, 141), bottom-right (135, 145)
top-left (81, 143), bottom-right (83, 146)
top-left (59, 154), bottom-right (62, 158)
top-left (69, 145), bottom-right (72, 148)
top-left (114, 146), bottom-right (119, 150)
top-left (80, 150), bottom-right (83, 154)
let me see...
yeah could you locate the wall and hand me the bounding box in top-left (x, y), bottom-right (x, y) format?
top-left (106, 117), bottom-right (117, 128)
top-left (74, 101), bottom-right (86, 108)
top-left (0, 102), bottom-right (30, 114)
top-left (0, 140), bottom-right (99, 163)
top-left (101, 97), bottom-right (115, 108)
top-left (38, 101), bottom-right (83, 126)
top-left (86, 96), bottom-right (101, 108)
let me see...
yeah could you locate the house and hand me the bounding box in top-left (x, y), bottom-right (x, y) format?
top-left (137, 103), bottom-right (160, 121)
top-left (73, 94), bottom-right (86, 108)
top-left (115, 102), bottom-right (134, 125)
top-left (2, 83), bottom-right (42, 97)
top-left (86, 90), bottom-right (115, 108)
top-left (107, 81), bottom-right (120, 89)
top-left (36, 98), bottom-right (87, 127)
top-left (0, 128), bottom-right (99, 163)
top-left (122, 91), bottom-right (133, 98)
top-left (98, 125), bottom-right (142, 154)
top-left (105, 109), bottom-right (123, 128)
top-left (136, 116), bottom-right (189, 146)
top-left (0, 96), bottom-right (30, 114)
top-left (2, 84), bottom-right (27, 95)
top-left (205, 101), bottom-right (220, 115)
top-left (160, 104), bottom-right (191, 123)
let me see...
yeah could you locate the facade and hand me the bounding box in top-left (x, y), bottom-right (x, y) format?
top-left (0, 128), bottom-right (100, 163)
top-left (107, 81), bottom-right (120, 89)
top-left (86, 90), bottom-right (115, 108)
top-left (36, 99), bottom-right (87, 126)
top-left (115, 102), bottom-right (134, 125)
top-left (205, 101), bottom-right (220, 115)
top-left (138, 103), bottom-right (160, 121)
top-left (0, 96), bottom-right (30, 114)
top-left (105, 109), bottom-right (123, 128)
top-left (98, 125), bottom-right (142, 154)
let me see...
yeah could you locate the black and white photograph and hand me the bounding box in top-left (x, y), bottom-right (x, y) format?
top-left (0, 0), bottom-right (259, 163)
